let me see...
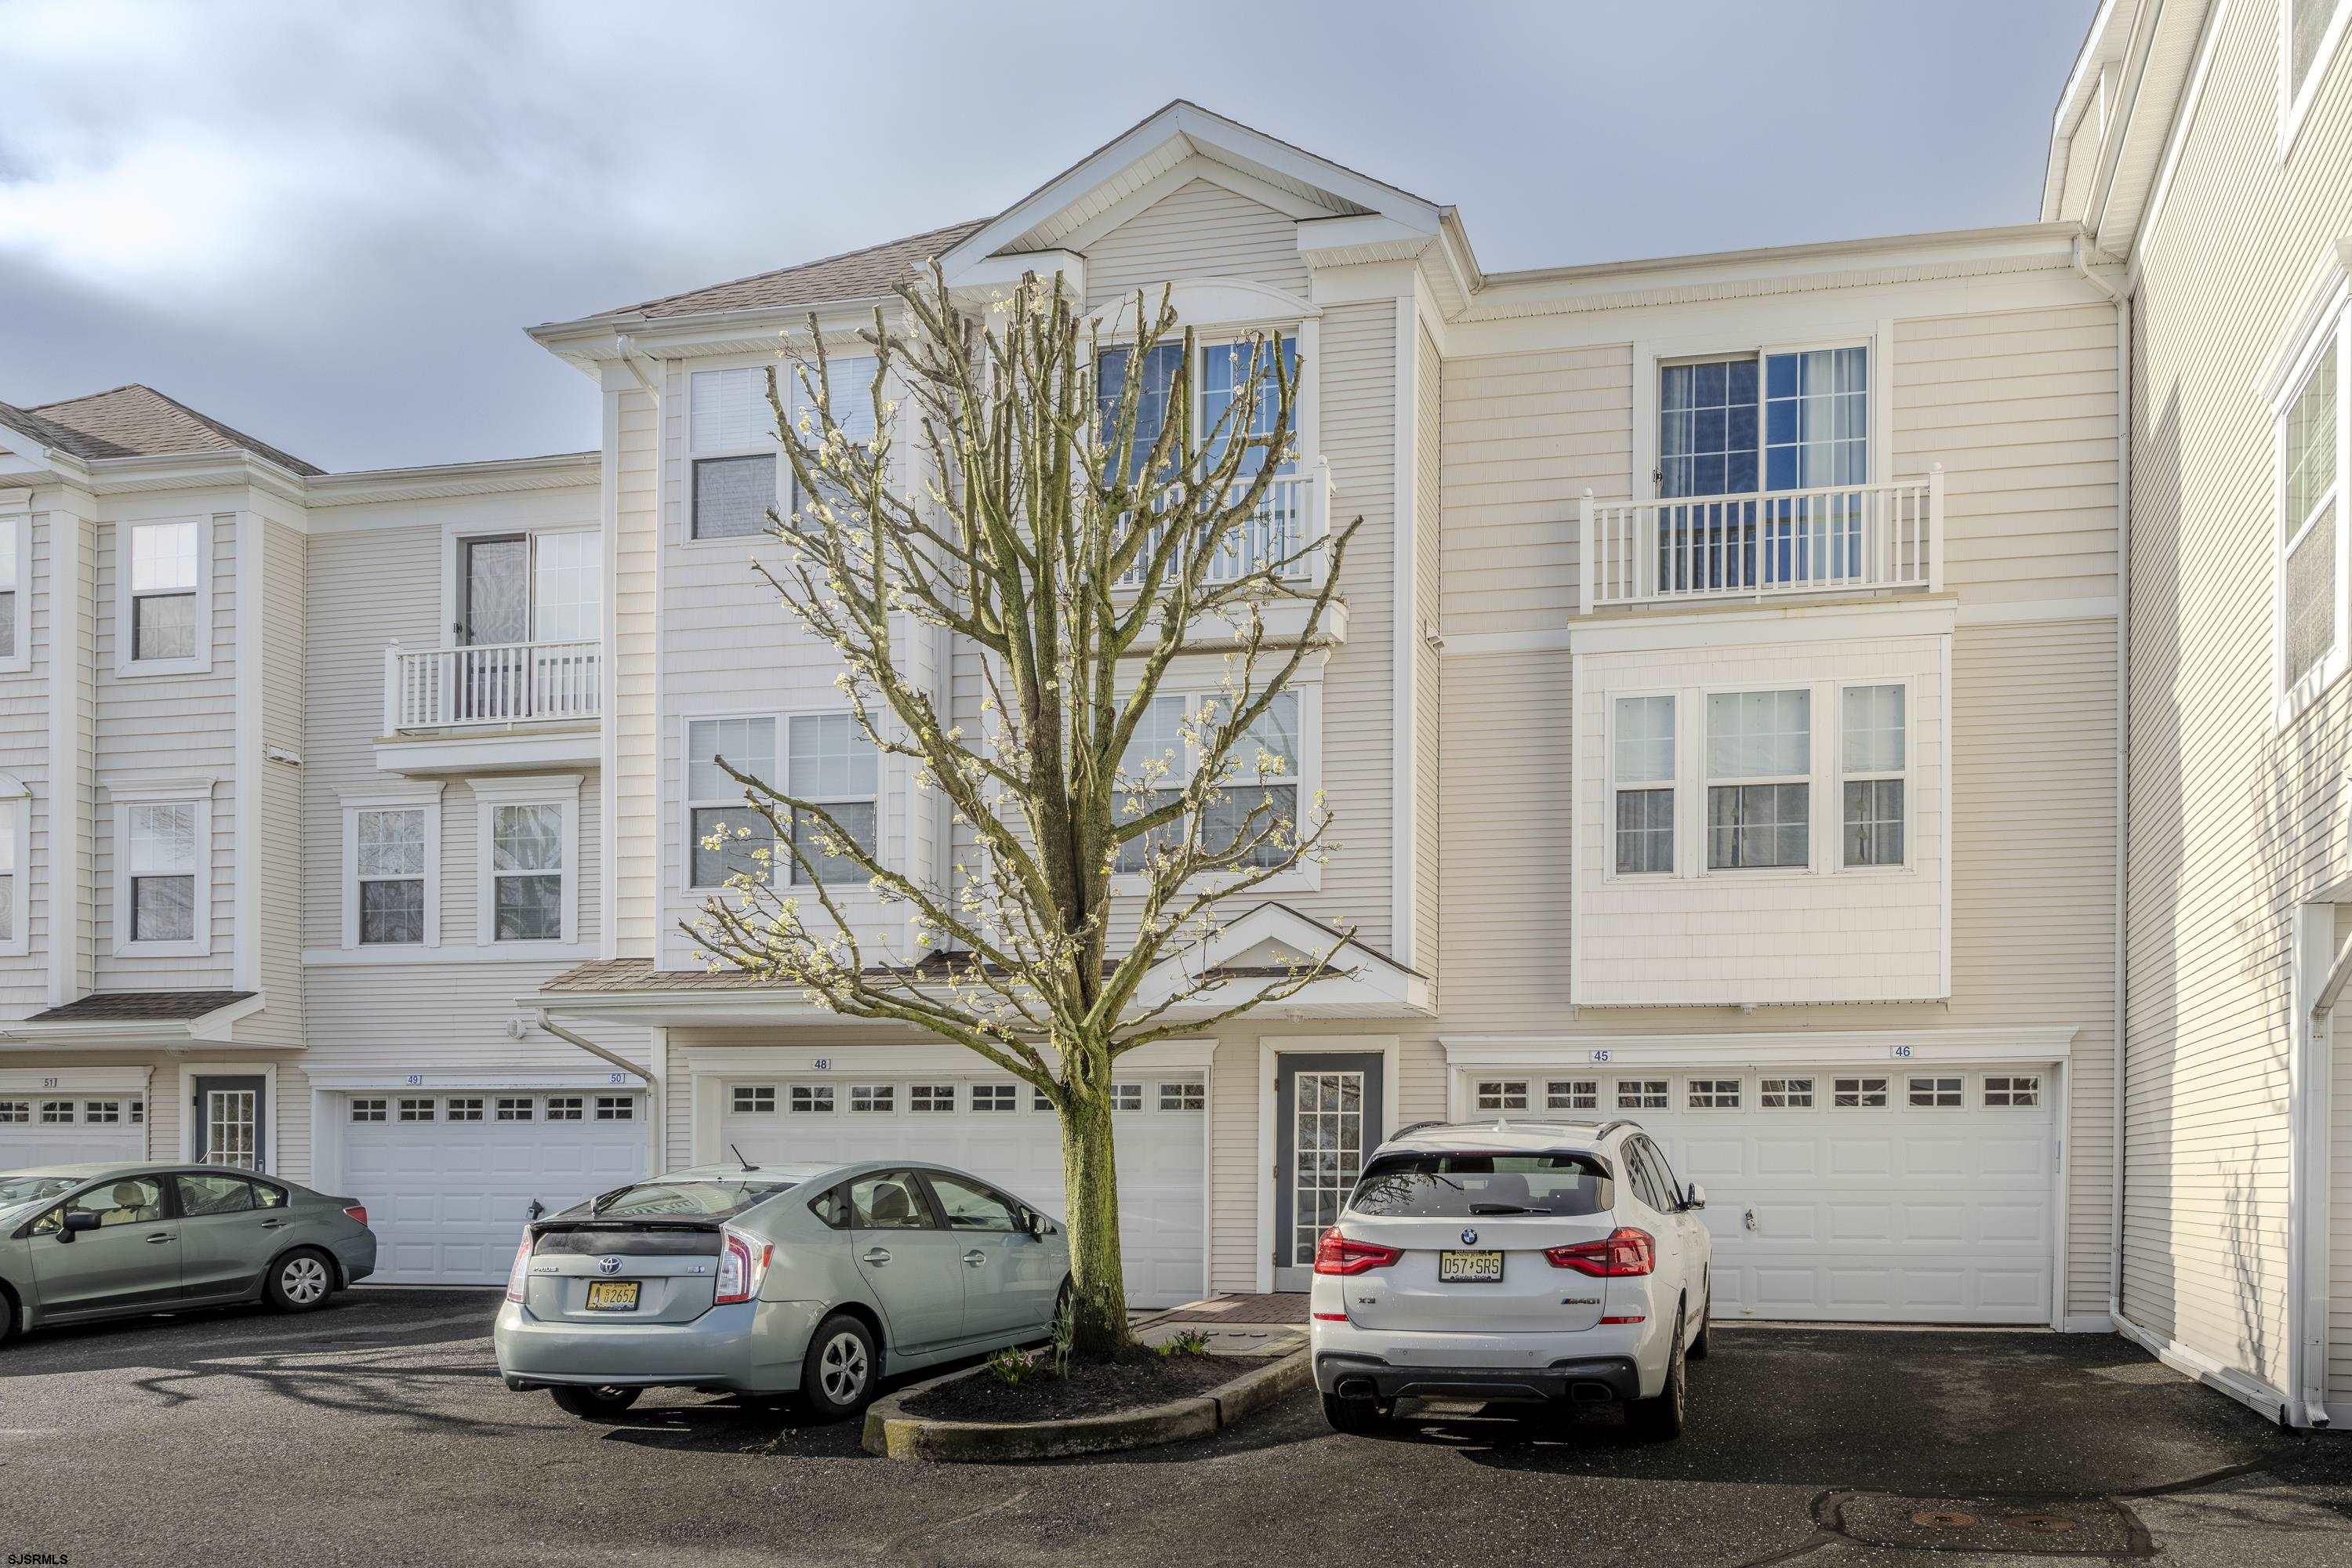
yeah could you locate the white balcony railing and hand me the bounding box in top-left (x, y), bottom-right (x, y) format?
top-left (1580, 468), bottom-right (1943, 612)
top-left (384, 639), bottom-right (601, 732)
top-left (1117, 459), bottom-right (1330, 589)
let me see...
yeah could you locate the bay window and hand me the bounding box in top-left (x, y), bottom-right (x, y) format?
top-left (1611, 695), bottom-right (1675, 875)
top-left (1706, 689), bottom-right (1810, 870)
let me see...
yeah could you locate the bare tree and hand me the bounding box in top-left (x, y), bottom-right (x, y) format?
top-left (689, 267), bottom-right (1358, 1359)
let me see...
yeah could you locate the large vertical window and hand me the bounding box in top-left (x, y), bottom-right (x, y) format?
top-left (688, 717), bottom-right (777, 888)
top-left (355, 809), bottom-right (427, 945)
top-left (1842, 684), bottom-right (1907, 868)
top-left (0, 515), bottom-right (18, 665)
top-left (491, 804), bottom-right (564, 941)
top-left (128, 802), bottom-right (198, 943)
top-left (1098, 336), bottom-right (1305, 582)
top-left (2281, 330), bottom-right (2343, 701)
top-left (1706, 690), bottom-right (1810, 870)
top-left (1612, 695), bottom-right (1675, 875)
top-left (0, 797), bottom-right (17, 949)
top-left (786, 714), bottom-right (879, 884)
top-left (129, 520), bottom-right (200, 663)
top-left (1112, 691), bottom-right (1301, 875)
top-left (689, 359), bottom-right (877, 539)
top-left (531, 531), bottom-right (602, 642)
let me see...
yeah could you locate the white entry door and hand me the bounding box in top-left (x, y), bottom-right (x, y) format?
top-left (719, 1073), bottom-right (1208, 1307)
top-left (339, 1091), bottom-right (648, 1285)
top-left (1465, 1065), bottom-right (2058, 1325)
top-left (0, 1094), bottom-right (147, 1168)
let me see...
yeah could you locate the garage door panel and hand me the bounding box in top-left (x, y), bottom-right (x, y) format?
top-left (1904, 1204), bottom-right (1968, 1243)
top-left (1755, 1139), bottom-right (1817, 1176)
top-left (1900, 1139), bottom-right (1971, 1178)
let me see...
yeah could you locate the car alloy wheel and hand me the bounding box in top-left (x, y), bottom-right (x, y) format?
top-left (280, 1254), bottom-right (329, 1306)
top-left (818, 1330), bottom-right (869, 1406)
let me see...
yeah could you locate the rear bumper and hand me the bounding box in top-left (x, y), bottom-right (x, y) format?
top-left (330, 1232), bottom-right (377, 1287)
top-left (1313, 1349), bottom-right (1642, 1405)
top-left (492, 1298), bottom-right (828, 1394)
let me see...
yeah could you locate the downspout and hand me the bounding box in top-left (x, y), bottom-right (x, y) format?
top-left (534, 1011), bottom-right (652, 1082)
top-left (2072, 233), bottom-right (2132, 1338)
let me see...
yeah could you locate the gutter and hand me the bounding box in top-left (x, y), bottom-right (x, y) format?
top-left (2071, 232), bottom-right (2132, 1341)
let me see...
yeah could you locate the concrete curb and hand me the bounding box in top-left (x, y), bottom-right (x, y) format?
top-left (860, 1348), bottom-right (1312, 1462)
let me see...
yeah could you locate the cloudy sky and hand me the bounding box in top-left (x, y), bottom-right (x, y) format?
top-left (1, 1), bottom-right (2096, 473)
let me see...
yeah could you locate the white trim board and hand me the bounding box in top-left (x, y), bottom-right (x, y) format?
top-left (1439, 1027), bottom-right (2079, 1069)
top-left (684, 1038), bottom-right (1218, 1077)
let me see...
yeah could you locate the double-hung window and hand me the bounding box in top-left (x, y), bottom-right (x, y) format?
top-left (786, 714), bottom-right (879, 884)
top-left (356, 808), bottom-right (428, 945)
top-left (1113, 691), bottom-right (1301, 875)
top-left (127, 802), bottom-right (200, 946)
top-left (1612, 695), bottom-right (1675, 875)
top-left (688, 717), bottom-right (777, 889)
top-left (0, 510), bottom-right (20, 667)
top-left (472, 777), bottom-right (578, 946)
top-left (689, 358), bottom-right (879, 540)
top-left (1657, 347), bottom-right (1868, 591)
top-left (128, 519), bottom-right (201, 666)
top-left (0, 777), bottom-right (24, 955)
top-left (2278, 317), bottom-right (2347, 716)
top-left (1706, 689), bottom-right (1810, 870)
top-left (1842, 685), bottom-right (1907, 867)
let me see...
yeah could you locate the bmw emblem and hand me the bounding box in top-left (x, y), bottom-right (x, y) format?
top-left (1460, 1228), bottom-right (1478, 1247)
top-left (597, 1256), bottom-right (623, 1276)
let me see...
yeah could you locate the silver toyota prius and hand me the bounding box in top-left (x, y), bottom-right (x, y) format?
top-left (495, 1160), bottom-right (1072, 1421)
top-left (0, 1163), bottom-right (378, 1343)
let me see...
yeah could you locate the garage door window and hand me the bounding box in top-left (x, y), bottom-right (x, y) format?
top-left (1687, 1078), bottom-right (1741, 1110)
top-left (1907, 1076), bottom-right (1962, 1109)
top-left (1159, 1081), bottom-right (1205, 1111)
top-left (1760, 1076), bottom-right (1815, 1109)
top-left (546, 1096), bottom-right (583, 1120)
top-left (1617, 1079), bottom-right (1668, 1110)
top-left (1547, 1080), bottom-right (1599, 1112)
top-left (40, 1101), bottom-right (71, 1123)
top-left (849, 1086), bottom-right (892, 1113)
top-left (974, 1083), bottom-right (1018, 1111)
top-left (731, 1086), bottom-right (776, 1114)
top-left (398, 1098), bottom-right (436, 1122)
top-left (350, 1098), bottom-right (387, 1123)
top-left (448, 1097), bottom-right (485, 1122)
top-left (1984, 1075), bottom-right (2041, 1108)
top-left (1475, 1079), bottom-right (1529, 1112)
top-left (496, 1097), bottom-right (535, 1122)
top-left (790, 1086), bottom-right (835, 1113)
top-left (0, 1102), bottom-right (24, 1123)
top-left (1110, 1083), bottom-right (1143, 1112)
top-left (594, 1097), bottom-right (634, 1120)
top-left (1831, 1076), bottom-right (1888, 1108)
top-left (910, 1084), bottom-right (955, 1113)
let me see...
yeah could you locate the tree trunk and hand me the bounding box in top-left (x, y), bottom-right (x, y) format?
top-left (1058, 1083), bottom-right (1134, 1360)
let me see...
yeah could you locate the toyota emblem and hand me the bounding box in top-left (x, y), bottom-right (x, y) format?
top-left (596, 1256), bottom-right (623, 1276)
top-left (1460, 1228), bottom-right (1478, 1247)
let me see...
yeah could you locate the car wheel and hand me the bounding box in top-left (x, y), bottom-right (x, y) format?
top-left (1320, 1391), bottom-right (1388, 1433)
top-left (0, 1288), bottom-right (15, 1348)
top-left (550, 1385), bottom-right (643, 1421)
top-left (800, 1312), bottom-right (880, 1421)
top-left (264, 1249), bottom-right (336, 1313)
top-left (1626, 1304), bottom-right (1688, 1442)
top-left (1052, 1279), bottom-right (1073, 1337)
top-left (1686, 1282), bottom-right (1711, 1362)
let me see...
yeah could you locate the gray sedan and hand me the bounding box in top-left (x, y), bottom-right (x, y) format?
top-left (0, 1163), bottom-right (378, 1344)
top-left (495, 1161), bottom-right (1070, 1421)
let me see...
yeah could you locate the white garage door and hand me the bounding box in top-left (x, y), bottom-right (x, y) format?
top-left (0, 1094), bottom-right (147, 1168)
top-left (720, 1073), bottom-right (1207, 1308)
top-left (339, 1091), bottom-right (649, 1285)
top-left (1466, 1066), bottom-right (2056, 1325)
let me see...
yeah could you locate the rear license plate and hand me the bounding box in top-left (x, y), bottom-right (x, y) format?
top-left (1438, 1249), bottom-right (1504, 1283)
top-left (583, 1279), bottom-right (641, 1312)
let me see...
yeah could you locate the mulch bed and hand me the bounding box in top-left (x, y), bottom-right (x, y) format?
top-left (905, 1350), bottom-right (1243, 1424)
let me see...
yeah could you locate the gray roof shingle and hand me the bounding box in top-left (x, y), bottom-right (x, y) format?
top-left (590, 219), bottom-right (989, 323)
top-left (27, 989), bottom-right (256, 1024)
top-left (0, 384), bottom-right (320, 476)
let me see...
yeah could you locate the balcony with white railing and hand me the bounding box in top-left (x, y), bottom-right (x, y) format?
top-left (1579, 468), bottom-right (1943, 613)
top-left (376, 638), bottom-right (602, 774)
top-left (1115, 458), bottom-right (1345, 645)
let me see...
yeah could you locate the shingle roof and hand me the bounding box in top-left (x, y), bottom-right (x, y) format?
top-left (0, 384), bottom-right (321, 476)
top-left (593, 219), bottom-right (989, 322)
top-left (27, 989), bottom-right (256, 1024)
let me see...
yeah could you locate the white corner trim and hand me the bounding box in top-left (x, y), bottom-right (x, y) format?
top-left (233, 510), bottom-right (262, 992)
top-left (1391, 292), bottom-right (1417, 970)
top-left (45, 503), bottom-right (86, 1008)
top-left (1439, 1026), bottom-right (2079, 1069)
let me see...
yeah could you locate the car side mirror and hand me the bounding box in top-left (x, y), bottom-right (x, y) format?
top-left (1024, 1210), bottom-right (1050, 1239)
top-left (59, 1211), bottom-right (100, 1241)
top-left (1685, 1183), bottom-right (1707, 1210)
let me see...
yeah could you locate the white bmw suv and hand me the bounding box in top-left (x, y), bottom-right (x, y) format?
top-left (1308, 1117), bottom-right (1712, 1439)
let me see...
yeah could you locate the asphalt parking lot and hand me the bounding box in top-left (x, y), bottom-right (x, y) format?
top-left (6, 1289), bottom-right (2351, 1567)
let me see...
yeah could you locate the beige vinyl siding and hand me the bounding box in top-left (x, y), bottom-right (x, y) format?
top-left (92, 509), bottom-right (238, 988)
top-left (2121, 0), bottom-right (2352, 1394)
top-left (614, 386), bottom-right (661, 956)
top-left (1413, 320), bottom-right (1443, 974)
top-left (1894, 302), bottom-right (2121, 608)
top-left (1440, 344), bottom-right (1632, 630)
top-left (244, 517), bottom-right (307, 1048)
top-left (0, 508), bottom-right (56, 1012)
top-left (64, 508), bottom-right (95, 998)
top-left (1083, 178), bottom-right (1312, 310)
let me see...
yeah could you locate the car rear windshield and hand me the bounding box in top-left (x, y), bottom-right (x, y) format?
top-left (1349, 1152), bottom-right (1613, 1218)
top-left (533, 1226), bottom-right (721, 1257)
top-left (570, 1178), bottom-right (795, 1221)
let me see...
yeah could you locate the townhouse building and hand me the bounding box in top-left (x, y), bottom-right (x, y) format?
top-left (20, 36), bottom-right (2322, 1375)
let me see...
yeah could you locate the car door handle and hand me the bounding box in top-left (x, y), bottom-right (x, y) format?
top-left (962, 1249), bottom-right (989, 1268)
top-left (146, 1232), bottom-right (176, 1243)
top-left (862, 1247), bottom-right (891, 1266)
top-left (260, 1218), bottom-right (289, 1229)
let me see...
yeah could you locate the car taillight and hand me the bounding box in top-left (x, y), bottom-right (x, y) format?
top-left (1312, 1229), bottom-right (1401, 1276)
top-left (504, 1236), bottom-right (532, 1303)
top-left (715, 1228), bottom-right (771, 1305)
top-left (342, 1204), bottom-right (368, 1226)
top-left (1545, 1227), bottom-right (1657, 1276)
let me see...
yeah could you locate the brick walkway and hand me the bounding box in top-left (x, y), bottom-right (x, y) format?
top-left (1160, 1291), bottom-right (1308, 1325)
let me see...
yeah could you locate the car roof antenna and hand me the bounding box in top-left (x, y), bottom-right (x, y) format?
top-left (729, 1142), bottom-right (758, 1172)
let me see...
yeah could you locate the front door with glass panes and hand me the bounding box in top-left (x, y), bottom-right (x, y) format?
top-left (1272, 1052), bottom-right (1384, 1291)
top-left (192, 1075), bottom-right (265, 1171)
top-left (1656, 347), bottom-right (1867, 592)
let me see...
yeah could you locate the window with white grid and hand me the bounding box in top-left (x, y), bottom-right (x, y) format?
top-left (1984, 1074), bottom-right (2042, 1108)
top-left (786, 714), bottom-right (880, 884)
top-left (790, 1085), bottom-right (835, 1114)
top-left (1475, 1079), bottom-right (1530, 1112)
top-left (350, 1098), bottom-right (387, 1123)
top-left (1687, 1077), bottom-right (1741, 1110)
top-left (1759, 1076), bottom-right (1815, 1109)
top-left (1842, 684), bottom-right (1906, 868)
top-left (1831, 1076), bottom-right (1888, 1109)
top-left (1907, 1076), bottom-right (1963, 1109)
top-left (545, 1096), bottom-right (583, 1121)
top-left (1109, 1083), bottom-right (1143, 1112)
top-left (127, 800), bottom-right (200, 946)
top-left (1158, 1081), bottom-right (1206, 1112)
top-left (39, 1100), bottom-right (72, 1124)
top-left (1708, 689), bottom-right (1810, 870)
top-left (0, 1101), bottom-right (25, 1123)
top-left (83, 1100), bottom-right (123, 1123)
top-left (909, 1084), bottom-right (955, 1113)
top-left (688, 717), bottom-right (778, 889)
top-left (1546, 1079), bottom-right (1599, 1112)
top-left (1114, 691), bottom-right (1303, 875)
top-left (446, 1096), bottom-right (485, 1123)
top-left (1617, 1079), bottom-right (1668, 1111)
top-left (397, 1098), bottom-right (435, 1122)
top-left (731, 1085), bottom-right (777, 1115)
top-left (973, 1083), bottom-right (1018, 1112)
top-left (594, 1096), bottom-right (634, 1121)
top-left (354, 807), bottom-right (429, 946)
top-left (495, 1096), bottom-right (536, 1122)
top-left (849, 1085), bottom-right (892, 1113)
top-left (1613, 695), bottom-right (1675, 875)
